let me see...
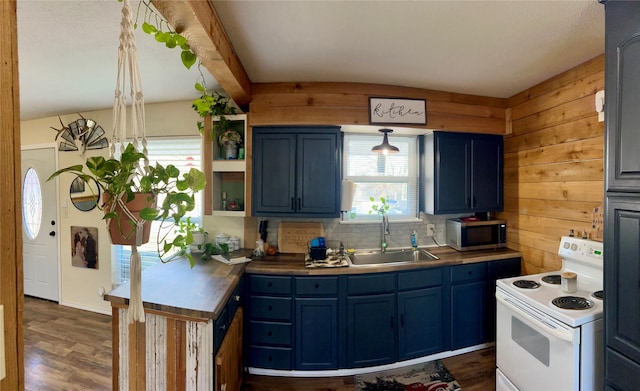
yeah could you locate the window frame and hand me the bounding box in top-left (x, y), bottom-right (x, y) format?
top-left (341, 132), bottom-right (420, 223)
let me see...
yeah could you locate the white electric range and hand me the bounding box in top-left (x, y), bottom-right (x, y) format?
top-left (495, 236), bottom-right (604, 391)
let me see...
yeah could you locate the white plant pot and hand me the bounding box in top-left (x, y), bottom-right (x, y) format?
top-left (190, 231), bottom-right (208, 254)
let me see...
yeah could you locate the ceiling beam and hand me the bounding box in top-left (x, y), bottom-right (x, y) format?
top-left (152, 0), bottom-right (252, 107)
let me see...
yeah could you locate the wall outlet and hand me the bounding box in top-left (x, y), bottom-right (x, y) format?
top-left (426, 224), bottom-right (435, 237)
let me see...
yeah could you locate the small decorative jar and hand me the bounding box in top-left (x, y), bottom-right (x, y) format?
top-left (223, 141), bottom-right (238, 159)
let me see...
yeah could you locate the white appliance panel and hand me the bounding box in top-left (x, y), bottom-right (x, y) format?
top-left (496, 292), bottom-right (580, 391)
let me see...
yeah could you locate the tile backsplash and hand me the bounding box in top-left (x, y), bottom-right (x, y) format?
top-left (255, 212), bottom-right (464, 251)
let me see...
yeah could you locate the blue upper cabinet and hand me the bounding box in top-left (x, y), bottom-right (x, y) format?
top-left (604, 0), bottom-right (640, 192)
top-left (421, 131), bottom-right (504, 214)
top-left (252, 126), bottom-right (341, 217)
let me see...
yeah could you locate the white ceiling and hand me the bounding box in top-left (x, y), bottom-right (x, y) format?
top-left (17, 0), bottom-right (605, 121)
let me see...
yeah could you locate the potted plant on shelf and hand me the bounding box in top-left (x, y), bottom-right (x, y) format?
top-left (192, 88), bottom-right (237, 141)
top-left (47, 143), bottom-right (207, 266)
top-left (219, 128), bottom-right (242, 159)
top-left (176, 216), bottom-right (208, 256)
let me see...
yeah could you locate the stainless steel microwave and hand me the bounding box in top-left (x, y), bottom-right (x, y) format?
top-left (446, 218), bottom-right (507, 251)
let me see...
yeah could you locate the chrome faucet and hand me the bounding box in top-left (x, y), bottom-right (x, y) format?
top-left (381, 213), bottom-right (389, 253)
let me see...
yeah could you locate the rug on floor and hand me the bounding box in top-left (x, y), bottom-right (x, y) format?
top-left (354, 359), bottom-right (462, 391)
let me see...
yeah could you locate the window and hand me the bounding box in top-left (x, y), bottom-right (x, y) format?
top-left (22, 167), bottom-right (43, 239)
top-left (343, 133), bottom-right (419, 221)
top-left (112, 137), bottom-right (202, 286)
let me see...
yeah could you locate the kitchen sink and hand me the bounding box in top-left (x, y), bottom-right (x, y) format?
top-left (348, 248), bottom-right (439, 266)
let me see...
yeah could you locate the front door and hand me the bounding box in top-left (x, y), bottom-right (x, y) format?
top-left (21, 147), bottom-right (59, 301)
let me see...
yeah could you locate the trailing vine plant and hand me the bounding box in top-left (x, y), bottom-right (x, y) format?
top-left (123, 0), bottom-right (237, 141)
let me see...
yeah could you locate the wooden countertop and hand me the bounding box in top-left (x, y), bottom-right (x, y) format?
top-left (245, 246), bottom-right (522, 275)
top-left (104, 255), bottom-right (246, 321)
top-left (104, 246), bottom-right (521, 320)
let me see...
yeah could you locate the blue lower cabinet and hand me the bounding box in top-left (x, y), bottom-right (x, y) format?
top-left (249, 320), bottom-right (292, 346)
top-left (346, 293), bottom-right (397, 368)
top-left (398, 287), bottom-right (446, 360)
top-left (249, 346), bottom-right (293, 370)
top-left (295, 297), bottom-right (339, 370)
top-left (247, 275), bottom-right (294, 370)
top-left (451, 278), bottom-right (487, 350)
top-left (451, 263), bottom-right (488, 350)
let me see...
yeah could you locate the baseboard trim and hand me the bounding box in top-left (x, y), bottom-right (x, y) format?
top-left (247, 343), bottom-right (494, 378)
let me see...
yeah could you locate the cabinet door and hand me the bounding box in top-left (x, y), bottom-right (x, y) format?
top-left (398, 287), bottom-right (445, 361)
top-left (252, 131), bottom-right (296, 214)
top-left (605, 197), bottom-right (640, 368)
top-left (346, 293), bottom-right (396, 368)
top-left (295, 298), bottom-right (339, 370)
top-left (215, 309), bottom-right (243, 391)
top-left (297, 132), bottom-right (340, 216)
top-left (451, 280), bottom-right (487, 350)
top-left (605, 1), bottom-right (640, 191)
top-left (434, 132), bottom-right (471, 213)
top-left (471, 135), bottom-right (503, 212)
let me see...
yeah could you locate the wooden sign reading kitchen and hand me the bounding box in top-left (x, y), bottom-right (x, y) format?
top-left (369, 97), bottom-right (427, 125)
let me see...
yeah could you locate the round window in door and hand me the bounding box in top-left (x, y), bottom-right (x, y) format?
top-left (22, 167), bottom-right (43, 240)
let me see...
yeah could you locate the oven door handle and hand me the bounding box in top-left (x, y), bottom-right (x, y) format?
top-left (496, 293), bottom-right (574, 343)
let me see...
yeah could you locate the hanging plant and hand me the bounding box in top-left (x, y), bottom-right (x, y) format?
top-left (192, 78), bottom-right (237, 141)
top-left (126, 0), bottom-right (238, 139)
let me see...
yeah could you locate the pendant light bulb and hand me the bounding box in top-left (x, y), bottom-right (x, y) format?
top-left (372, 128), bottom-right (399, 154)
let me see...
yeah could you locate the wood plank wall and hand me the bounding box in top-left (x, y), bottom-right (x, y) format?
top-left (249, 82), bottom-right (507, 134)
top-left (497, 55), bottom-right (605, 274)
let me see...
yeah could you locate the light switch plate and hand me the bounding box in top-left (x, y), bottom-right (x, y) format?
top-left (0, 304), bottom-right (5, 380)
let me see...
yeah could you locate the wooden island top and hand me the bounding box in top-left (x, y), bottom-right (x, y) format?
top-left (104, 256), bottom-right (246, 321)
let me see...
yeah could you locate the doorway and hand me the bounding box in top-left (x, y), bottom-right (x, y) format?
top-left (21, 146), bottom-right (59, 301)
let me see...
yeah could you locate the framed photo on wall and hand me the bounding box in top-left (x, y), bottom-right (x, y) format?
top-left (369, 97), bottom-right (427, 125)
top-left (71, 226), bottom-right (99, 269)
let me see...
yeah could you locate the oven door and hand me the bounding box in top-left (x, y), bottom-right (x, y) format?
top-left (496, 289), bottom-right (580, 391)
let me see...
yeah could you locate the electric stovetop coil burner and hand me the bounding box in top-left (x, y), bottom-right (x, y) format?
top-left (541, 274), bottom-right (561, 285)
top-left (552, 296), bottom-right (594, 310)
top-left (513, 280), bottom-right (541, 289)
top-left (592, 290), bottom-right (604, 300)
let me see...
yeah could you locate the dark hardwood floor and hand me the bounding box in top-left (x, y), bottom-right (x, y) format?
top-left (241, 347), bottom-right (496, 391)
top-left (24, 296), bottom-right (112, 390)
top-left (24, 296), bottom-right (495, 390)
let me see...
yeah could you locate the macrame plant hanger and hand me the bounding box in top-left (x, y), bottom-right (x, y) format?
top-left (110, 0), bottom-right (149, 324)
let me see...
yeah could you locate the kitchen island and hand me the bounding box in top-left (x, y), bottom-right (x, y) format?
top-left (104, 255), bottom-right (246, 391)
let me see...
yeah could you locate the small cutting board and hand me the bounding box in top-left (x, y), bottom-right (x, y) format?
top-left (277, 222), bottom-right (324, 254)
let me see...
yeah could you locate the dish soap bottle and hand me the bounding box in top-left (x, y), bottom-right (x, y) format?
top-left (411, 230), bottom-right (418, 251)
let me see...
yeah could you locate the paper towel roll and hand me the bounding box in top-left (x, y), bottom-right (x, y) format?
top-left (341, 179), bottom-right (356, 211)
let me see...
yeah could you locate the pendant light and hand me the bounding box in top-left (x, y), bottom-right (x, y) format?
top-left (371, 128), bottom-right (399, 155)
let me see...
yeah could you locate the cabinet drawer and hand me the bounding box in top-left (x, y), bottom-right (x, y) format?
top-left (347, 273), bottom-right (396, 295)
top-left (398, 268), bottom-right (443, 290)
top-left (249, 346), bottom-right (293, 370)
top-left (295, 276), bottom-right (339, 296)
top-left (488, 258), bottom-right (521, 280)
top-left (250, 275), bottom-right (292, 295)
top-left (214, 306), bottom-right (229, 353)
top-left (249, 321), bottom-right (292, 346)
top-left (250, 296), bottom-right (292, 321)
top-left (451, 263), bottom-right (487, 283)
top-left (227, 281), bottom-right (243, 319)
